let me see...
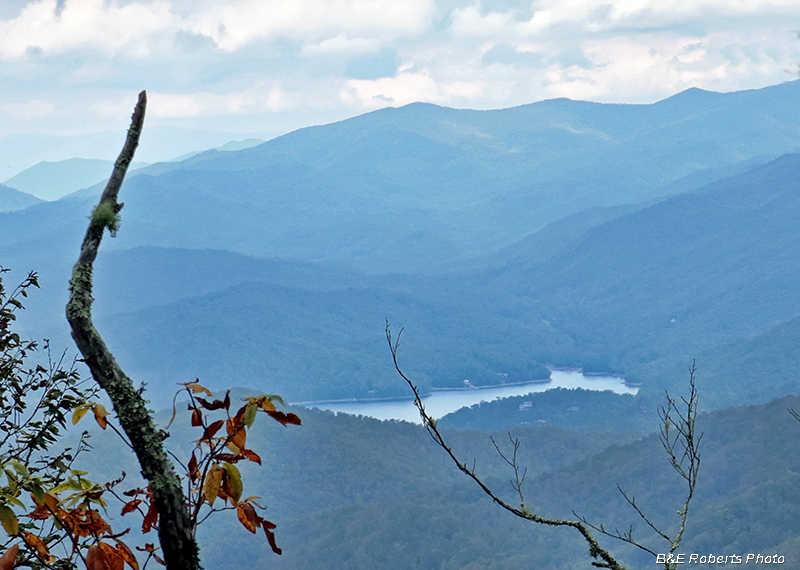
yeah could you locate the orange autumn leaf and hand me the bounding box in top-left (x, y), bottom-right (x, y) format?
top-left (240, 449), bottom-right (262, 465)
top-left (93, 403), bottom-right (110, 430)
top-left (99, 542), bottom-right (124, 570)
top-left (141, 500), bottom-right (158, 534)
top-left (183, 382), bottom-right (212, 397)
top-left (199, 420), bottom-right (224, 447)
top-left (187, 453), bottom-right (199, 482)
top-left (236, 502), bottom-right (258, 533)
top-left (23, 532), bottom-right (54, 563)
top-left (121, 499), bottom-right (141, 516)
top-left (0, 544), bottom-right (18, 570)
top-left (114, 540), bottom-right (139, 570)
top-left (27, 492), bottom-right (59, 520)
top-left (226, 418), bottom-right (246, 453)
top-left (86, 545), bottom-right (109, 570)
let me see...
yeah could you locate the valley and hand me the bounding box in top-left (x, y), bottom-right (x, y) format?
top-left (3, 79), bottom-right (800, 568)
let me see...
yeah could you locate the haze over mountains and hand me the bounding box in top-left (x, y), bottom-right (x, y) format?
top-left (5, 80), bottom-right (800, 569)
top-left (3, 79), bottom-right (800, 406)
top-left (0, 138), bottom-right (267, 204)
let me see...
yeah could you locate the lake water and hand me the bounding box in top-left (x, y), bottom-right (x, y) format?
top-left (297, 370), bottom-right (638, 424)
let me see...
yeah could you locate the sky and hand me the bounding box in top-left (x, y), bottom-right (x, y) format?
top-left (1, 0), bottom-right (799, 176)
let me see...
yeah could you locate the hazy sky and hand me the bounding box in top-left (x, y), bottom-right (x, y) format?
top-left (1, 0), bottom-right (799, 172)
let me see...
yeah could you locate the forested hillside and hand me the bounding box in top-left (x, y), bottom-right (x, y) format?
top-left (68, 391), bottom-right (800, 569)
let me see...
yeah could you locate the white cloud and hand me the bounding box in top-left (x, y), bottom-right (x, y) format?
top-left (341, 70), bottom-right (484, 108)
top-left (301, 33), bottom-right (381, 56)
top-left (1, 99), bottom-right (55, 120)
top-left (0, 0), bottom-right (178, 60)
top-left (147, 83), bottom-right (296, 118)
top-left (189, 0), bottom-right (434, 51)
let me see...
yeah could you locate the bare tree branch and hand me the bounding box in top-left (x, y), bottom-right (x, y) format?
top-left (66, 91), bottom-right (200, 570)
top-left (578, 361), bottom-right (702, 570)
top-left (386, 320), bottom-right (628, 570)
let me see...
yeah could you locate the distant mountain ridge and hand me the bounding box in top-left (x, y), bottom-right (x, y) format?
top-left (0, 183), bottom-right (41, 212)
top-left (4, 80), bottom-right (800, 272)
top-left (2, 158), bottom-right (149, 201)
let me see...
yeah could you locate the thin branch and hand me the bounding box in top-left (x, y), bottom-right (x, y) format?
top-left (490, 433), bottom-right (528, 508)
top-left (575, 514), bottom-right (658, 557)
top-left (580, 361), bottom-right (702, 569)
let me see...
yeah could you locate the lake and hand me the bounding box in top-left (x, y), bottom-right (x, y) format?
top-left (297, 369), bottom-right (638, 424)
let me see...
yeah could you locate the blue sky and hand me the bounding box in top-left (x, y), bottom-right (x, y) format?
top-left (1, 0), bottom-right (799, 175)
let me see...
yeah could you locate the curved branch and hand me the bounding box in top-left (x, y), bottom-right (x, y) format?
top-left (385, 320), bottom-right (628, 570)
top-left (66, 91), bottom-right (200, 570)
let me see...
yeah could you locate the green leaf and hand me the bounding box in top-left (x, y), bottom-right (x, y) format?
top-left (0, 505), bottom-right (19, 536)
top-left (244, 403), bottom-right (258, 428)
top-left (29, 483), bottom-right (45, 507)
top-left (222, 462), bottom-right (243, 505)
top-left (8, 460), bottom-right (28, 479)
top-left (51, 480), bottom-right (83, 494)
top-left (264, 394), bottom-right (286, 407)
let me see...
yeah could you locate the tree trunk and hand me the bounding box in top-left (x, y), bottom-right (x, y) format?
top-left (66, 91), bottom-right (200, 570)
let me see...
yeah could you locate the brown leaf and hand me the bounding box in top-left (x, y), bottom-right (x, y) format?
top-left (114, 540), bottom-right (139, 570)
top-left (141, 501), bottom-right (158, 534)
top-left (121, 499), bottom-right (141, 516)
top-left (226, 418), bottom-right (246, 453)
top-left (266, 410), bottom-right (302, 426)
top-left (99, 542), bottom-right (125, 570)
top-left (190, 408), bottom-right (202, 427)
top-left (135, 544), bottom-right (166, 567)
top-left (196, 396), bottom-right (226, 411)
top-left (23, 532), bottom-right (54, 563)
top-left (262, 520), bottom-right (282, 555)
top-left (184, 382), bottom-right (212, 396)
top-left (93, 403), bottom-right (109, 430)
top-left (241, 449), bottom-right (262, 465)
top-left (187, 453), bottom-right (199, 481)
top-left (86, 509), bottom-right (112, 536)
top-left (28, 492), bottom-right (59, 520)
top-left (212, 453), bottom-right (241, 463)
top-left (236, 503), bottom-right (258, 533)
top-left (0, 544), bottom-right (19, 570)
top-left (85, 545), bottom-right (109, 570)
top-left (205, 420), bottom-right (224, 439)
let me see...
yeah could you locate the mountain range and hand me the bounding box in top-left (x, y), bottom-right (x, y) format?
top-left (2, 80), bottom-right (800, 408)
top-left (5, 79), bottom-right (800, 569)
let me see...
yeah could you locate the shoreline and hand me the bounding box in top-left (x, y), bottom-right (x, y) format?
top-left (294, 369), bottom-right (632, 408)
top-left (293, 377), bottom-right (553, 407)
